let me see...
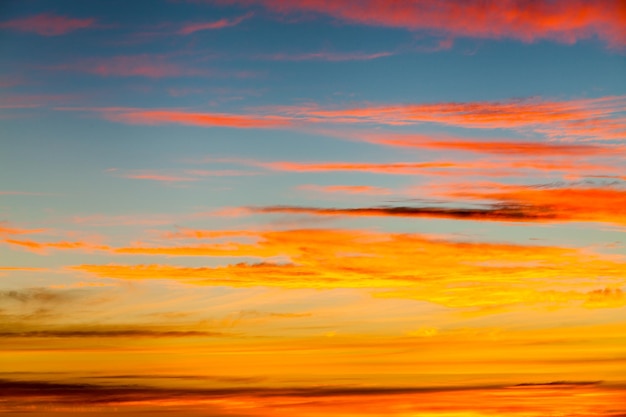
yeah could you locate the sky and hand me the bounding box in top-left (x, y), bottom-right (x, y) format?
top-left (1, 0), bottom-right (626, 416)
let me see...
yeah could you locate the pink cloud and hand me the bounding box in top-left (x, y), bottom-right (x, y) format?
top-left (53, 55), bottom-right (208, 78)
top-left (265, 51), bottom-right (394, 61)
top-left (179, 13), bottom-right (252, 35)
top-left (0, 13), bottom-right (95, 36)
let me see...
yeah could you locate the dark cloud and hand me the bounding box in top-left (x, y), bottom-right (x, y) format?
top-left (251, 204), bottom-right (558, 222)
top-left (0, 288), bottom-right (75, 304)
top-left (0, 328), bottom-right (228, 338)
top-left (514, 381), bottom-right (603, 387)
top-left (0, 378), bottom-right (611, 405)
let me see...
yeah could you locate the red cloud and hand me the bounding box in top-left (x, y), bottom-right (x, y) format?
top-left (223, 0), bottom-right (626, 47)
top-left (0, 13), bottom-right (95, 36)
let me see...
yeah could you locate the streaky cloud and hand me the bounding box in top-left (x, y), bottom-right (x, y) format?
top-left (221, 0), bottom-right (626, 47)
top-left (0, 13), bottom-right (95, 36)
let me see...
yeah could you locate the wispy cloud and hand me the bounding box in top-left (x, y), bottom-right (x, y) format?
top-left (325, 129), bottom-right (621, 156)
top-left (0, 377), bottom-right (623, 416)
top-left (0, 329), bottom-right (226, 338)
top-left (264, 51), bottom-right (394, 61)
top-left (204, 157), bottom-right (619, 179)
top-left (74, 227), bottom-right (626, 309)
top-left (1, 222), bottom-right (108, 254)
top-left (50, 54), bottom-right (209, 78)
top-left (108, 168), bottom-right (258, 183)
top-left (223, 0), bottom-right (626, 47)
top-left (179, 13), bottom-right (253, 35)
top-left (96, 108), bottom-right (292, 128)
top-left (89, 95), bottom-right (626, 140)
top-left (271, 95), bottom-right (626, 141)
top-left (250, 182), bottom-right (626, 226)
top-left (0, 13), bottom-right (95, 36)
top-left (251, 204), bottom-right (560, 223)
top-left (297, 184), bottom-right (392, 195)
top-left (0, 93), bottom-right (82, 109)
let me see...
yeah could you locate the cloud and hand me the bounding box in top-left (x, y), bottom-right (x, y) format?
top-left (74, 228), bottom-right (626, 309)
top-left (51, 54), bottom-right (209, 78)
top-left (0, 377), bottom-right (622, 417)
top-left (96, 108), bottom-right (292, 128)
top-left (264, 51), bottom-right (394, 61)
top-left (0, 222), bottom-right (47, 235)
top-left (251, 184), bottom-right (626, 226)
top-left (0, 13), bottom-right (95, 36)
top-left (584, 288), bottom-right (626, 308)
top-left (117, 171), bottom-right (199, 183)
top-left (221, 0), bottom-right (626, 47)
top-left (442, 184), bottom-right (626, 226)
top-left (272, 95), bottom-right (626, 141)
top-left (1, 221), bottom-right (109, 254)
top-left (297, 185), bottom-right (391, 195)
top-left (109, 168), bottom-right (258, 183)
top-left (0, 288), bottom-right (73, 304)
top-left (0, 329), bottom-right (226, 338)
top-left (3, 238), bottom-right (109, 254)
top-left (0, 93), bottom-right (82, 109)
top-left (179, 12), bottom-right (252, 35)
top-left (330, 129), bottom-right (619, 156)
top-left (79, 95), bottom-right (626, 140)
top-left (208, 157), bottom-right (617, 179)
top-left (0, 267), bottom-right (46, 274)
top-left (250, 204), bottom-right (559, 222)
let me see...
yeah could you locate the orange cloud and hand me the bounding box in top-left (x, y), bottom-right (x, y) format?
top-left (75, 228), bottom-right (626, 309)
top-left (4, 238), bottom-right (109, 254)
top-left (100, 108), bottom-right (292, 128)
top-left (117, 170), bottom-right (199, 183)
top-left (250, 183), bottom-right (626, 226)
top-left (443, 184), bottom-right (626, 226)
top-left (0, 223), bottom-right (47, 235)
top-left (1, 222), bottom-right (109, 254)
top-left (212, 157), bottom-right (617, 178)
top-left (224, 0), bottom-right (626, 47)
top-left (84, 95), bottom-right (626, 140)
top-left (0, 13), bottom-right (95, 36)
top-left (336, 129), bottom-right (619, 156)
top-left (274, 95), bottom-right (626, 140)
top-left (179, 13), bottom-right (252, 35)
top-left (110, 168), bottom-right (258, 182)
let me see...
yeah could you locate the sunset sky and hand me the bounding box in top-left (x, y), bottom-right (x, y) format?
top-left (1, 1), bottom-right (626, 416)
